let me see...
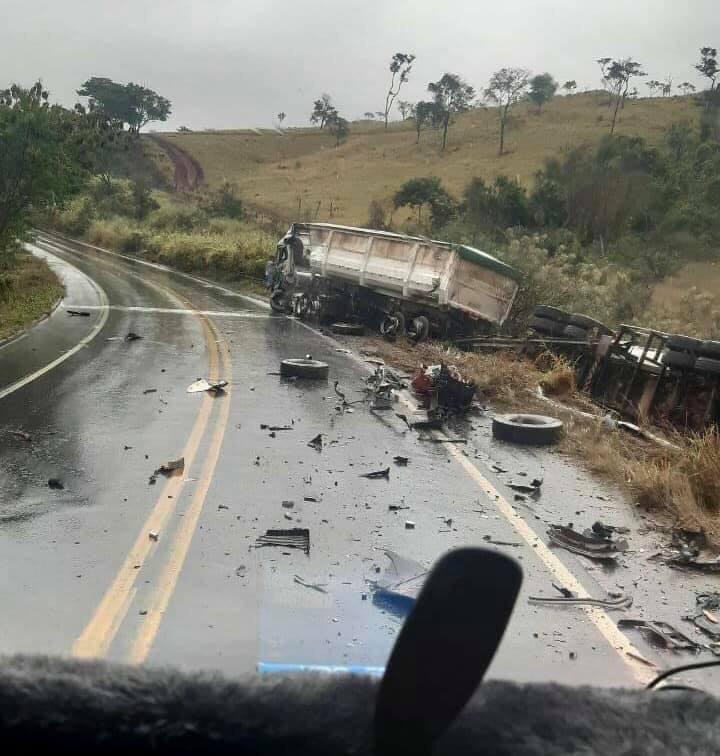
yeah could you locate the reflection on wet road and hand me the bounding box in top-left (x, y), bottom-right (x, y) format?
top-left (4, 232), bottom-right (715, 689)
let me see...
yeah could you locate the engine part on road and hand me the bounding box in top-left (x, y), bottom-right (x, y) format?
top-left (330, 322), bottom-right (365, 335)
top-left (492, 414), bottom-right (564, 445)
top-left (186, 378), bottom-right (228, 394)
top-left (279, 358), bottom-right (329, 379)
top-left (528, 592), bottom-right (633, 610)
top-left (618, 619), bottom-right (702, 653)
top-left (256, 528), bottom-right (310, 554)
top-left (380, 311), bottom-right (405, 341)
top-left (408, 315), bottom-right (430, 343)
top-left (547, 524), bottom-right (628, 561)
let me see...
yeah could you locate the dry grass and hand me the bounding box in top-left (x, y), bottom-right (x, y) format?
top-left (0, 253), bottom-right (63, 340)
top-left (161, 93), bottom-right (697, 226)
top-left (362, 334), bottom-right (720, 546)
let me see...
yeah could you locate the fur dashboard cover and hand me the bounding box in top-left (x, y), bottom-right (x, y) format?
top-left (1, 654), bottom-right (719, 755)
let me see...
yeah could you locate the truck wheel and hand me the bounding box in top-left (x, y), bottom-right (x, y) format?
top-left (492, 414), bottom-right (564, 445)
top-left (380, 311), bottom-right (406, 341)
top-left (408, 315), bottom-right (430, 343)
top-left (270, 289), bottom-right (289, 314)
top-left (533, 305), bottom-right (570, 323)
top-left (280, 358), bottom-right (329, 379)
top-left (293, 294), bottom-right (310, 320)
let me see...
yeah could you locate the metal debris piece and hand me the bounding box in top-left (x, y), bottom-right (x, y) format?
top-left (303, 495), bottom-right (318, 503)
top-left (669, 555), bottom-right (720, 573)
top-left (157, 457), bottom-right (184, 475)
top-left (482, 535), bottom-right (521, 548)
top-left (294, 575), bottom-right (328, 593)
top-left (256, 528), bottom-right (310, 554)
top-left (66, 309), bottom-right (90, 317)
top-left (590, 521), bottom-right (631, 539)
top-left (143, 388), bottom-right (157, 394)
top-left (361, 467), bottom-right (390, 480)
top-left (618, 619), bottom-right (701, 653)
top-left (393, 456), bottom-right (409, 466)
top-left (389, 504), bottom-right (410, 511)
top-left (547, 524), bottom-right (628, 561)
top-left (685, 612), bottom-right (720, 642)
top-left (307, 433), bottom-right (323, 451)
top-left (187, 378), bottom-right (228, 394)
top-left (148, 531), bottom-right (159, 541)
top-left (262, 425), bottom-right (293, 431)
top-left (372, 550), bottom-right (427, 614)
top-left (508, 482), bottom-right (541, 495)
top-left (47, 478), bottom-right (64, 490)
top-left (411, 363), bottom-right (476, 409)
top-left (125, 332), bottom-right (143, 342)
top-left (697, 593), bottom-right (720, 612)
top-left (10, 430), bottom-right (31, 442)
top-left (282, 501), bottom-right (294, 509)
top-left (528, 593), bottom-right (633, 609)
top-left (419, 436), bottom-right (467, 443)
top-left (405, 520), bottom-right (416, 529)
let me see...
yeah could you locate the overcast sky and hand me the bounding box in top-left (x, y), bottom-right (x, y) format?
top-left (1, 0), bottom-right (717, 130)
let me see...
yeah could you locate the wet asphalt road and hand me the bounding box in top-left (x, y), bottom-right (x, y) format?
top-left (3, 232), bottom-right (720, 688)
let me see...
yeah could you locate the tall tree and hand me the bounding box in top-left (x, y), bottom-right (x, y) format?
top-left (277, 111), bottom-right (286, 125)
top-left (528, 73), bottom-right (558, 113)
top-left (597, 58), bottom-right (645, 134)
top-left (646, 80), bottom-right (662, 96)
top-left (77, 77), bottom-right (170, 133)
top-left (327, 112), bottom-right (349, 147)
top-left (397, 100), bottom-right (415, 120)
top-left (562, 80), bottom-right (577, 94)
top-left (484, 67), bottom-right (530, 155)
top-left (0, 82), bottom-right (118, 260)
top-left (310, 93), bottom-right (337, 128)
top-left (393, 176), bottom-right (455, 229)
top-left (427, 73), bottom-right (475, 151)
top-left (363, 111), bottom-right (376, 119)
top-left (696, 47), bottom-right (719, 93)
top-left (678, 82), bottom-right (697, 96)
top-left (383, 53), bottom-right (415, 129)
top-left (413, 100), bottom-right (438, 143)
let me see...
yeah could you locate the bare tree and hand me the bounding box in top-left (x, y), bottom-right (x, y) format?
top-left (483, 67), bottom-right (530, 155)
top-left (428, 73), bottom-right (475, 151)
top-left (597, 58), bottom-right (645, 134)
top-left (383, 52), bottom-right (415, 129)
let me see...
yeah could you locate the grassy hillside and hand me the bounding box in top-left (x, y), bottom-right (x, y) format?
top-left (159, 92), bottom-right (698, 225)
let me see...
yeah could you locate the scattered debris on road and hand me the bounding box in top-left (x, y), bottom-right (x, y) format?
top-left (393, 456), bottom-right (409, 466)
top-left (492, 414), bottom-right (564, 445)
top-left (294, 575), bottom-right (328, 593)
top-left (47, 478), bottom-right (64, 490)
top-left (261, 424), bottom-right (293, 431)
top-left (669, 555), bottom-right (720, 573)
top-left (148, 530), bottom-right (159, 541)
top-left (590, 521), bottom-right (630, 539)
top-left (282, 500), bottom-right (294, 509)
top-left (411, 363), bottom-right (476, 410)
top-left (618, 619), bottom-right (701, 653)
top-left (372, 550), bottom-right (428, 614)
top-left (419, 436), bottom-right (468, 444)
top-left (303, 495), bottom-right (319, 503)
top-left (389, 504), bottom-right (410, 511)
top-left (483, 535), bottom-right (522, 547)
top-left (187, 378), bottom-right (228, 394)
top-left (66, 309), bottom-right (90, 317)
top-left (256, 528), bottom-right (310, 554)
top-left (307, 433), bottom-right (323, 451)
top-left (149, 457), bottom-right (184, 485)
top-left (143, 389), bottom-right (157, 394)
top-left (10, 430), bottom-right (31, 442)
top-left (508, 481), bottom-right (542, 496)
top-left (528, 592), bottom-right (633, 609)
top-left (361, 467), bottom-right (390, 480)
top-left (547, 524), bottom-right (628, 561)
top-left (125, 332), bottom-right (143, 342)
top-left (405, 520), bottom-right (416, 529)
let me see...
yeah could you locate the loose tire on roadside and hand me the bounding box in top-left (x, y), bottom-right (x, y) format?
top-left (694, 356), bottom-right (720, 376)
top-left (666, 334), bottom-right (703, 352)
top-left (492, 414), bottom-right (564, 445)
top-left (380, 311), bottom-right (406, 341)
top-left (532, 305), bottom-right (570, 323)
top-left (331, 322), bottom-right (365, 336)
top-left (279, 358), bottom-right (329, 379)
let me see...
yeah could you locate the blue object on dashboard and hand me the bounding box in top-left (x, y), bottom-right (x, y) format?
top-left (257, 662), bottom-right (384, 677)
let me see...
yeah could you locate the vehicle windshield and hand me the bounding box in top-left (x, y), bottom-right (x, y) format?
top-left (2, 0), bottom-right (720, 700)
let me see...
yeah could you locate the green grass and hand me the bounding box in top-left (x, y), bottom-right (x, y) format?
top-left (161, 92), bottom-right (698, 225)
top-left (0, 253), bottom-right (64, 340)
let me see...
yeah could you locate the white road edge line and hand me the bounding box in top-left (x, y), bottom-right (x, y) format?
top-left (61, 305), bottom-right (270, 318)
top-left (0, 245), bottom-right (110, 401)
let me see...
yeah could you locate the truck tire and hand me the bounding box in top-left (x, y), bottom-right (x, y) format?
top-left (293, 294), bottom-right (310, 319)
top-left (533, 305), bottom-right (570, 323)
top-left (408, 315), bottom-right (430, 343)
top-left (699, 341), bottom-right (720, 359)
top-left (492, 414), bottom-right (564, 445)
top-left (662, 351), bottom-right (695, 369)
top-left (529, 316), bottom-right (563, 336)
top-left (666, 334), bottom-right (702, 352)
top-left (280, 358), bottom-right (329, 379)
top-left (563, 324), bottom-right (590, 340)
top-left (568, 314), bottom-right (613, 335)
top-left (270, 289), bottom-right (290, 314)
top-left (693, 357), bottom-right (720, 376)
top-left (331, 322), bottom-right (364, 336)
top-left (380, 311), bottom-right (406, 341)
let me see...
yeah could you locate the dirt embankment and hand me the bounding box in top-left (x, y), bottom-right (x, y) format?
top-left (148, 136), bottom-right (204, 193)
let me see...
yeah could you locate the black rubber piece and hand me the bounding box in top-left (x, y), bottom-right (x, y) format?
top-left (568, 313), bottom-right (613, 335)
top-left (532, 305), bottom-right (570, 323)
top-left (662, 351), bottom-right (695, 369)
top-left (694, 356), bottom-right (720, 376)
top-left (529, 316), bottom-right (563, 336)
top-left (563, 324), bottom-right (589, 340)
top-left (269, 289), bottom-right (289, 313)
top-left (699, 340), bottom-right (720, 359)
top-left (492, 414), bottom-right (564, 445)
top-left (330, 322), bottom-right (364, 335)
top-left (666, 334), bottom-right (703, 352)
top-left (279, 358), bottom-right (329, 379)
top-left (408, 315), bottom-right (430, 343)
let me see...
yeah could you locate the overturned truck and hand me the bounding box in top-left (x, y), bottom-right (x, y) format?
top-left (267, 223), bottom-right (519, 341)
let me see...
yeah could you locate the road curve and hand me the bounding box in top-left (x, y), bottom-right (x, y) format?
top-left (0, 232), bottom-right (657, 686)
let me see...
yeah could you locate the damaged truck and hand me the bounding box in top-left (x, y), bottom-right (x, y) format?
top-left (266, 223), bottom-right (519, 341)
